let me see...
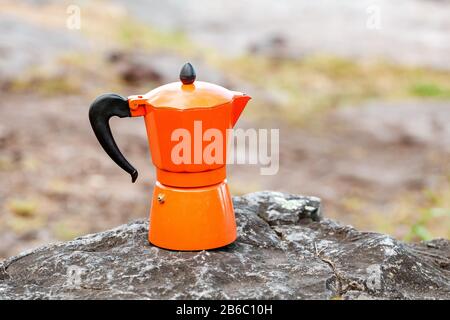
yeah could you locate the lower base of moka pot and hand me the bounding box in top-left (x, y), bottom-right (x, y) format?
top-left (148, 180), bottom-right (237, 251)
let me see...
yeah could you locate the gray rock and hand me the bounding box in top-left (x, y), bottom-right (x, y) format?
top-left (0, 192), bottom-right (448, 300)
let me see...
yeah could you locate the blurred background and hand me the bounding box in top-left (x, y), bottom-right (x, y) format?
top-left (0, 0), bottom-right (449, 259)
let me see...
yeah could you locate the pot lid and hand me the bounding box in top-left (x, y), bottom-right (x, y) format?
top-left (144, 63), bottom-right (238, 109)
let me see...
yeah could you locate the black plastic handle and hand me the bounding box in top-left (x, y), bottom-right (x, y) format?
top-left (89, 93), bottom-right (138, 183)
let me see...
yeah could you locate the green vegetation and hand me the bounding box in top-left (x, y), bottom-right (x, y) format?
top-left (8, 71), bottom-right (83, 96)
top-left (7, 198), bottom-right (38, 217)
top-left (52, 221), bottom-right (86, 241)
top-left (337, 177), bottom-right (450, 242)
top-left (410, 82), bottom-right (450, 98)
top-left (4, 198), bottom-right (46, 235)
top-left (405, 208), bottom-right (450, 241)
top-left (222, 55), bottom-right (450, 123)
top-left (117, 20), bottom-right (192, 53)
top-left (404, 186), bottom-right (450, 241)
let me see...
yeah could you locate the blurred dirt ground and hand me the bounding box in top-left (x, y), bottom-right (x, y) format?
top-left (0, 0), bottom-right (449, 259)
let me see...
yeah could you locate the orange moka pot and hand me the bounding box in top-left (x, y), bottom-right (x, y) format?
top-left (89, 63), bottom-right (251, 250)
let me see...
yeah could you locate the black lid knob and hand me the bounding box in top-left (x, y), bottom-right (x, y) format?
top-left (180, 62), bottom-right (196, 85)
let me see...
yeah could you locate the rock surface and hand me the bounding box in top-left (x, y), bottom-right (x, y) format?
top-left (0, 192), bottom-right (448, 300)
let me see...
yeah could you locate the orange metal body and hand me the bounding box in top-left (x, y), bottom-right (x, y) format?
top-left (128, 81), bottom-right (250, 251)
top-left (150, 181), bottom-right (236, 250)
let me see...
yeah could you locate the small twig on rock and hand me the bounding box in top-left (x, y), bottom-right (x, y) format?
top-left (313, 242), bottom-right (366, 297)
top-left (314, 241), bottom-right (343, 296)
top-left (0, 264), bottom-right (10, 280)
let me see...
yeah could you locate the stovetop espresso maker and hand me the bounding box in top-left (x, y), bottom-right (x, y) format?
top-left (89, 63), bottom-right (251, 250)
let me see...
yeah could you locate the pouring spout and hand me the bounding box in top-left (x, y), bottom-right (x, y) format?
top-left (232, 93), bottom-right (251, 127)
